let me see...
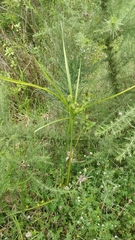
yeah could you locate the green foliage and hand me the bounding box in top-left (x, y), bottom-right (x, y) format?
top-left (0, 82), bottom-right (10, 123)
top-left (96, 105), bottom-right (135, 161)
top-left (1, 118), bottom-right (135, 239)
top-left (1, 0), bottom-right (135, 239)
top-left (1, 45), bottom-right (135, 186)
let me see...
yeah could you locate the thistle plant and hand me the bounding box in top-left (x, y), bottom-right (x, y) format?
top-left (1, 28), bottom-right (135, 185)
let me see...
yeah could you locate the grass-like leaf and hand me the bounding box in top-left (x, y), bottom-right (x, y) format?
top-left (35, 59), bottom-right (68, 108)
top-left (75, 61), bottom-right (81, 102)
top-left (34, 117), bottom-right (69, 133)
top-left (61, 25), bottom-right (73, 98)
top-left (0, 75), bottom-right (60, 99)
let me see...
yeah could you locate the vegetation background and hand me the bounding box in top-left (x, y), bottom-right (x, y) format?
top-left (0, 0), bottom-right (135, 239)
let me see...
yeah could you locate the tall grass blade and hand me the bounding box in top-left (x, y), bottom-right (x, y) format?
top-left (78, 84), bottom-right (135, 114)
top-left (34, 117), bottom-right (69, 133)
top-left (61, 26), bottom-right (73, 98)
top-left (10, 214), bottom-right (23, 240)
top-left (35, 60), bottom-right (68, 107)
top-left (0, 75), bottom-right (60, 99)
top-left (96, 84), bottom-right (135, 105)
top-left (75, 62), bottom-right (81, 102)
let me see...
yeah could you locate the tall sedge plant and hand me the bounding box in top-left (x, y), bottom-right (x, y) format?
top-left (1, 31), bottom-right (135, 185)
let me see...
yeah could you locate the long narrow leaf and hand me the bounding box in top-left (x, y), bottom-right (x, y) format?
top-left (78, 84), bottom-right (135, 114)
top-left (10, 215), bottom-right (23, 240)
top-left (61, 25), bottom-right (72, 97)
top-left (34, 117), bottom-right (69, 133)
top-left (35, 59), bottom-right (68, 107)
top-left (75, 62), bottom-right (81, 102)
top-left (0, 75), bottom-right (61, 99)
top-left (92, 84), bottom-right (135, 106)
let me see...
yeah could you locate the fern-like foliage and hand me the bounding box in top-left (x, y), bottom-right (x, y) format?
top-left (116, 132), bottom-right (135, 161)
top-left (95, 105), bottom-right (135, 161)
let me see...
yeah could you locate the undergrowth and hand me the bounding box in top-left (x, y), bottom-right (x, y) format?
top-left (0, 88), bottom-right (135, 239)
top-left (1, 0), bottom-right (135, 239)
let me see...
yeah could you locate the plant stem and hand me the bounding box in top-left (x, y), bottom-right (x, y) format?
top-left (66, 116), bottom-right (74, 185)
